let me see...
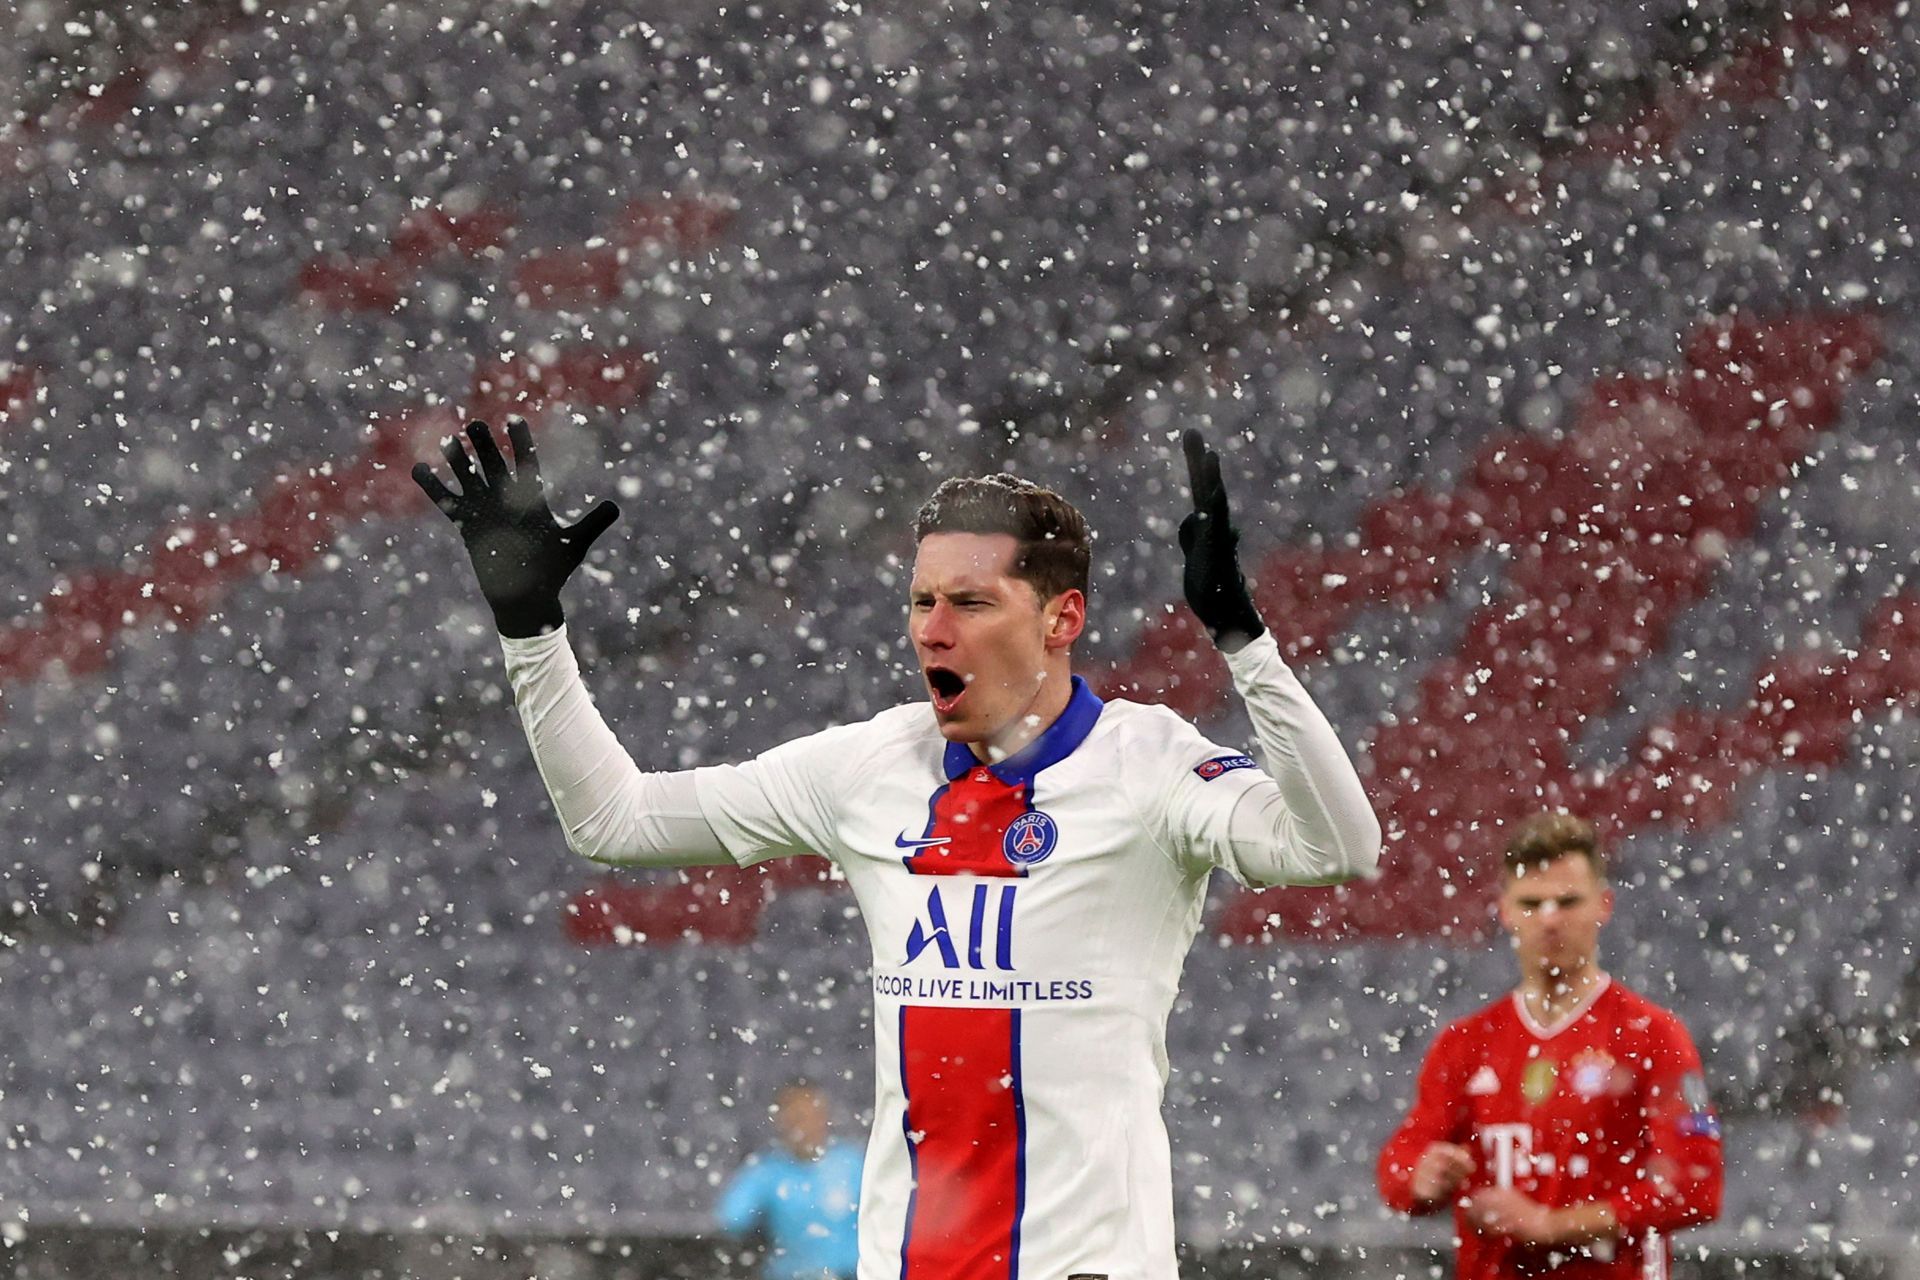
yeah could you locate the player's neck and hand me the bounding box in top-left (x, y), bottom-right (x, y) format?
top-left (1517, 961), bottom-right (1607, 1026)
top-left (969, 666), bottom-right (1074, 762)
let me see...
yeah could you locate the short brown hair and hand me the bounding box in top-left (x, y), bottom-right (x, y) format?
top-left (1503, 811), bottom-right (1606, 880)
top-left (911, 474), bottom-right (1092, 602)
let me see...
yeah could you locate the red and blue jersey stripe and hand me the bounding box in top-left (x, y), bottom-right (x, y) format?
top-left (895, 677), bottom-right (1102, 1280)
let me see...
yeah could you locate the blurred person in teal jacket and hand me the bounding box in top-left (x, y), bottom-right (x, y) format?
top-left (716, 1079), bottom-right (862, 1280)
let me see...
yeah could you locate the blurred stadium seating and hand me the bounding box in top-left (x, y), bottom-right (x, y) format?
top-left (0, 0), bottom-right (1914, 1267)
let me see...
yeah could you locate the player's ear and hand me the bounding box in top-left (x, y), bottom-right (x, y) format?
top-left (1044, 588), bottom-right (1086, 651)
top-left (1597, 885), bottom-right (1615, 927)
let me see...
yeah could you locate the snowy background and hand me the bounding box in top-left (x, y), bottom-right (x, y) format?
top-left (0, 0), bottom-right (1916, 1269)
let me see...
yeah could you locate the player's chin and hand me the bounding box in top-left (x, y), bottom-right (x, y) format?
top-left (924, 695), bottom-right (986, 742)
top-left (1540, 948), bottom-right (1585, 975)
top-left (931, 716), bottom-right (979, 744)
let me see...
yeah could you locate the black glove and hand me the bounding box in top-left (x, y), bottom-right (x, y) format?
top-left (1178, 428), bottom-right (1265, 649)
top-left (411, 418), bottom-right (619, 639)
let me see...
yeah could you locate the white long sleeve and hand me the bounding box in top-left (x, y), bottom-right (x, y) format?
top-left (1189, 631), bottom-right (1383, 887)
top-left (497, 627), bottom-right (733, 866)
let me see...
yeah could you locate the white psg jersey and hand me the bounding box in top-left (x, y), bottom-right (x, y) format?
top-left (499, 630), bottom-right (1379, 1280)
top-left (694, 669), bottom-right (1362, 1280)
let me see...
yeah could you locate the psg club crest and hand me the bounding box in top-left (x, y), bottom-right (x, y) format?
top-left (1003, 812), bottom-right (1059, 867)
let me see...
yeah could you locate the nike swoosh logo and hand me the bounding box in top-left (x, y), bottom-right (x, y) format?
top-left (894, 833), bottom-right (952, 850)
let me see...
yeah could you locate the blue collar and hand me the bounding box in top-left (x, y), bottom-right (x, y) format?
top-left (941, 675), bottom-right (1105, 787)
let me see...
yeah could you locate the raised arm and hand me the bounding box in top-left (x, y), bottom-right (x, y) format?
top-left (497, 628), bottom-right (734, 866)
top-left (414, 419), bottom-right (729, 867)
top-left (1168, 430), bottom-right (1381, 885)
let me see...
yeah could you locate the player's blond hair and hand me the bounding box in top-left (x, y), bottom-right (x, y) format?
top-left (1503, 811), bottom-right (1606, 880)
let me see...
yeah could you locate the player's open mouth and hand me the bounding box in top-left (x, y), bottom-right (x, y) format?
top-left (925, 665), bottom-right (967, 713)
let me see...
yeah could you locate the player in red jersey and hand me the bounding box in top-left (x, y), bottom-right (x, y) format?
top-left (1378, 813), bottom-right (1723, 1280)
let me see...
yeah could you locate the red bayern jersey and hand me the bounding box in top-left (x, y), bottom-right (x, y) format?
top-left (1379, 978), bottom-right (1724, 1280)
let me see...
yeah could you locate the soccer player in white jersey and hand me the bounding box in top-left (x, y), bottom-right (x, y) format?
top-left (414, 421), bottom-right (1382, 1280)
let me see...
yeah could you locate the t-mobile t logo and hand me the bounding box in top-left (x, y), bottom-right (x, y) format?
top-left (1478, 1123), bottom-right (1535, 1188)
top-left (904, 883), bottom-right (1017, 971)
